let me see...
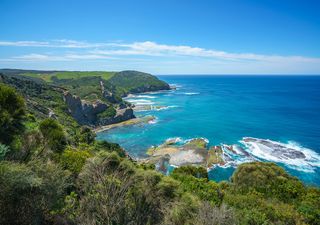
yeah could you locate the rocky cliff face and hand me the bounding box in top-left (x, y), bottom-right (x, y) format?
top-left (1, 70), bottom-right (170, 128)
top-left (63, 92), bottom-right (135, 126)
top-left (98, 106), bottom-right (135, 126)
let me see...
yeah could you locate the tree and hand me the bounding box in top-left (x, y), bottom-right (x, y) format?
top-left (0, 83), bottom-right (26, 144)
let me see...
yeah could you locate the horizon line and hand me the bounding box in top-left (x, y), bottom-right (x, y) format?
top-left (1, 68), bottom-right (320, 76)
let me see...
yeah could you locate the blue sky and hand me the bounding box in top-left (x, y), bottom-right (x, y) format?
top-left (0, 0), bottom-right (319, 74)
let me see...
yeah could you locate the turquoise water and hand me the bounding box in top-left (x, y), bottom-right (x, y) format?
top-left (97, 75), bottom-right (320, 186)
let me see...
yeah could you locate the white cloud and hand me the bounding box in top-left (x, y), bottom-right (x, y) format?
top-left (0, 39), bottom-right (112, 48)
top-left (94, 41), bottom-right (320, 63)
top-left (1, 39), bottom-right (320, 73)
top-left (11, 53), bottom-right (117, 61)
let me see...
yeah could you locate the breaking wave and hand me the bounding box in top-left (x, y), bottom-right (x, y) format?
top-left (184, 92), bottom-right (200, 95)
top-left (154, 105), bottom-right (178, 111)
top-left (126, 99), bottom-right (154, 105)
top-left (126, 94), bottom-right (156, 99)
top-left (239, 137), bottom-right (320, 173)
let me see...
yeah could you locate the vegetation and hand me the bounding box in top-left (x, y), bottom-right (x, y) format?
top-left (0, 83), bottom-right (26, 145)
top-left (39, 118), bottom-right (67, 153)
top-left (0, 73), bottom-right (319, 225)
top-left (109, 70), bottom-right (170, 95)
top-left (97, 105), bottom-right (117, 119)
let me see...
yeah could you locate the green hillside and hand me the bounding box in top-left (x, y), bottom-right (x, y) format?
top-left (1, 70), bottom-right (319, 225)
top-left (0, 82), bottom-right (319, 225)
top-left (7, 70), bottom-right (116, 82)
top-left (109, 70), bottom-right (170, 95)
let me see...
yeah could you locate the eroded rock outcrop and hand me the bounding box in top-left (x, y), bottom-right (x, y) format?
top-left (63, 92), bottom-right (135, 126)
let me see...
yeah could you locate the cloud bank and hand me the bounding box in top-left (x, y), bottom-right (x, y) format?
top-left (0, 40), bottom-right (319, 74)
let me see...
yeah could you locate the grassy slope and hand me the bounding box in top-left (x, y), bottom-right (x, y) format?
top-left (17, 69), bottom-right (170, 100)
top-left (21, 71), bottom-right (116, 82)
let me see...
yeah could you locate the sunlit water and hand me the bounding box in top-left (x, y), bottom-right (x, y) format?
top-left (97, 75), bottom-right (320, 186)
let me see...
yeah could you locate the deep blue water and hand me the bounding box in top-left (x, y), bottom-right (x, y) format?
top-left (97, 75), bottom-right (320, 186)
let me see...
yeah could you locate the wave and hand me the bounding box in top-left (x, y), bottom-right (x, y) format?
top-left (126, 99), bottom-right (154, 105)
top-left (184, 92), bottom-right (200, 95)
top-left (165, 137), bottom-right (183, 144)
top-left (148, 118), bottom-right (158, 124)
top-left (125, 94), bottom-right (156, 99)
top-left (184, 137), bottom-right (209, 144)
top-left (239, 137), bottom-right (320, 173)
top-left (154, 105), bottom-right (178, 111)
top-left (169, 83), bottom-right (182, 88)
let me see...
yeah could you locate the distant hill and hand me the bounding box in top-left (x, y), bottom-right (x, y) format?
top-left (0, 69), bottom-right (170, 127)
top-left (109, 70), bottom-right (170, 96)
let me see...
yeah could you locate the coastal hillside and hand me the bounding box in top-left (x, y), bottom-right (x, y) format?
top-left (0, 73), bottom-right (320, 225)
top-left (109, 70), bottom-right (170, 95)
top-left (0, 69), bottom-right (170, 128)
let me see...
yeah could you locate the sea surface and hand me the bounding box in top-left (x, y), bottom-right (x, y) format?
top-left (97, 75), bottom-right (320, 186)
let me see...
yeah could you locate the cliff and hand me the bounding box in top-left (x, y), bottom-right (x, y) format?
top-left (0, 69), bottom-right (169, 128)
top-left (63, 92), bottom-right (135, 126)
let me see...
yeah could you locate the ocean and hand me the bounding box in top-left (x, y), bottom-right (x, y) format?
top-left (97, 75), bottom-right (320, 186)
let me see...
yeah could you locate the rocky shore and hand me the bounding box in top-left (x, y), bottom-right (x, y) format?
top-left (141, 138), bottom-right (230, 174)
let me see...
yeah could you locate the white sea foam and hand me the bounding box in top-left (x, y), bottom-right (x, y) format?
top-left (170, 83), bottom-right (182, 88)
top-left (184, 92), bottom-right (200, 95)
top-left (126, 99), bottom-right (154, 105)
top-left (240, 137), bottom-right (320, 172)
top-left (154, 105), bottom-right (178, 111)
top-left (165, 137), bottom-right (183, 144)
top-left (184, 137), bottom-right (209, 144)
top-left (148, 118), bottom-right (158, 124)
top-left (130, 95), bottom-right (156, 99)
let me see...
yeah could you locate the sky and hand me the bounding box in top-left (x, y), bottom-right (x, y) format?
top-left (0, 0), bottom-right (319, 74)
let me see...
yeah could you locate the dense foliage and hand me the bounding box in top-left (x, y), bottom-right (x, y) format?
top-left (0, 83), bottom-right (25, 144)
top-left (39, 118), bottom-right (67, 153)
top-left (109, 70), bottom-right (170, 95)
top-left (0, 78), bottom-right (319, 225)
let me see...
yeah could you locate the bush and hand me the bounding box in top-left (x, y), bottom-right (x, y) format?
top-left (195, 202), bottom-right (237, 225)
top-left (0, 83), bottom-right (26, 144)
top-left (97, 106), bottom-right (116, 119)
top-left (0, 160), bottom-right (71, 225)
top-left (39, 118), bottom-right (67, 153)
top-left (297, 187), bottom-right (320, 225)
top-left (172, 165), bottom-right (208, 179)
top-left (0, 144), bottom-right (10, 160)
top-left (94, 140), bottom-right (126, 157)
top-left (231, 162), bottom-right (305, 201)
top-left (60, 147), bottom-right (92, 174)
top-left (171, 172), bottom-right (222, 205)
top-left (79, 126), bottom-right (96, 144)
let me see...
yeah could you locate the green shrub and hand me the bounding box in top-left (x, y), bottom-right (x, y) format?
top-left (231, 162), bottom-right (305, 201)
top-left (39, 118), bottom-right (67, 153)
top-left (171, 172), bottom-right (221, 205)
top-left (79, 126), bottom-right (96, 144)
top-left (97, 106), bottom-right (116, 119)
top-left (0, 83), bottom-right (26, 144)
top-left (172, 165), bottom-right (208, 179)
top-left (60, 147), bottom-right (92, 174)
top-left (94, 140), bottom-right (126, 157)
top-left (0, 144), bottom-right (10, 160)
top-left (0, 160), bottom-right (71, 225)
top-left (297, 187), bottom-right (320, 225)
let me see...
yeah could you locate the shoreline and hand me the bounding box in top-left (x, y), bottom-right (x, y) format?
top-left (94, 115), bottom-right (156, 133)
